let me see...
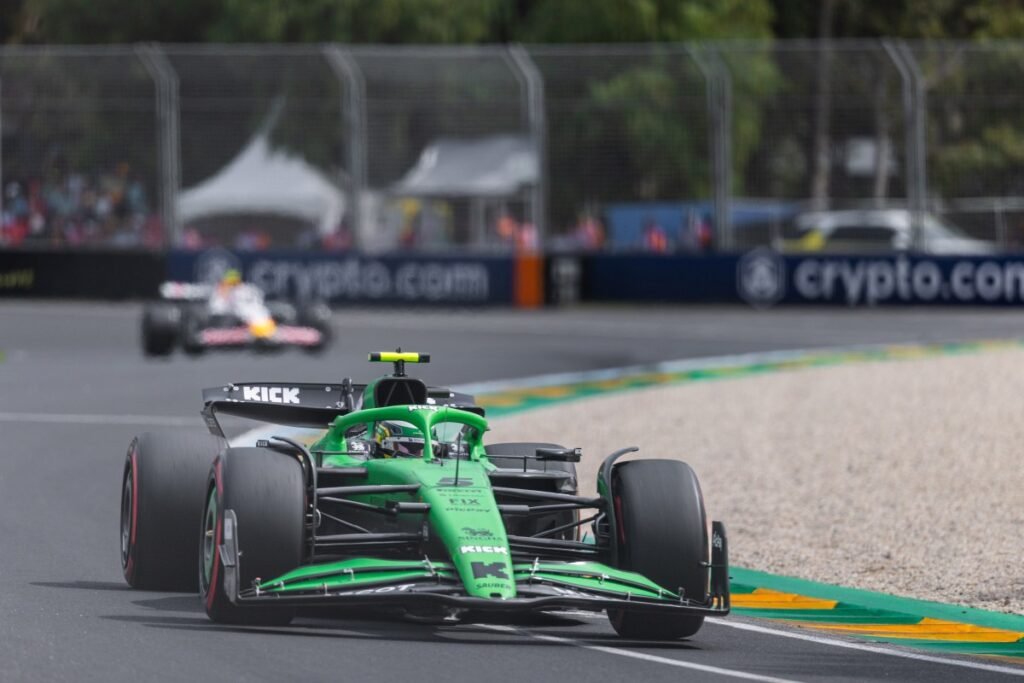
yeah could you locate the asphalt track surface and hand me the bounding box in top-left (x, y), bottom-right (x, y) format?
top-left (2, 301), bottom-right (1024, 682)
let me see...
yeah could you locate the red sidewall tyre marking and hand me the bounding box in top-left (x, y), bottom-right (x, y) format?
top-left (614, 494), bottom-right (626, 545)
top-left (205, 460), bottom-right (223, 611)
top-left (123, 448), bottom-right (140, 579)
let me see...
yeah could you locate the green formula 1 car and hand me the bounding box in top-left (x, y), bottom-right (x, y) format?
top-left (120, 352), bottom-right (729, 639)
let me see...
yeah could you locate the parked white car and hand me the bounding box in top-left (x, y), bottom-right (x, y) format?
top-left (782, 209), bottom-right (996, 255)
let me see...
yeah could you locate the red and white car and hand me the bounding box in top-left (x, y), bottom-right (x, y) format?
top-left (141, 281), bottom-right (332, 357)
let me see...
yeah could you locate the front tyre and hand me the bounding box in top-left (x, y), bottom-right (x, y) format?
top-left (120, 432), bottom-right (226, 590)
top-left (607, 459), bottom-right (708, 640)
top-left (200, 448), bottom-right (304, 626)
top-left (180, 305), bottom-right (207, 356)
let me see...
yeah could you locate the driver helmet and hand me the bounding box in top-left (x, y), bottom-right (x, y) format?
top-left (374, 421), bottom-right (425, 457)
top-left (220, 268), bottom-right (242, 287)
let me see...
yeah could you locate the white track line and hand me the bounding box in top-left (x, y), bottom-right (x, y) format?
top-left (0, 412), bottom-right (196, 427)
top-left (480, 625), bottom-right (799, 682)
top-left (707, 618), bottom-right (1024, 677)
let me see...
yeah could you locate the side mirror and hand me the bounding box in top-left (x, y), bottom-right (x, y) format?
top-left (535, 447), bottom-right (582, 463)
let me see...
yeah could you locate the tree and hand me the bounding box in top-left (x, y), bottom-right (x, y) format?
top-left (1, 1), bottom-right (26, 44)
top-left (766, 0), bottom-right (1024, 211)
top-left (15, 0), bottom-right (221, 43)
top-left (205, 0), bottom-right (504, 44)
top-left (771, 0), bottom-right (1024, 40)
top-left (522, 0), bottom-right (776, 227)
top-left (521, 0), bottom-right (773, 42)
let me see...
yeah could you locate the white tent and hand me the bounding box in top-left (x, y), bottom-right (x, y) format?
top-left (391, 135), bottom-right (537, 197)
top-left (178, 134), bottom-right (344, 235)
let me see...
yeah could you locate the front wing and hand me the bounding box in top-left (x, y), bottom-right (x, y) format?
top-left (196, 325), bottom-right (323, 349)
top-left (217, 512), bottom-right (730, 617)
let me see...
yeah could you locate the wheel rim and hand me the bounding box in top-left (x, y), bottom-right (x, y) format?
top-left (200, 487), bottom-right (218, 593)
top-left (120, 468), bottom-right (133, 568)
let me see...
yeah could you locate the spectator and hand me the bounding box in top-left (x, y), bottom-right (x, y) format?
top-left (1, 182), bottom-right (30, 246)
top-left (516, 221), bottom-right (539, 253)
top-left (494, 210), bottom-right (520, 249)
top-left (322, 219), bottom-right (354, 251)
top-left (642, 216), bottom-right (669, 253)
top-left (677, 210), bottom-right (715, 254)
top-left (696, 215), bottom-right (714, 252)
top-left (0, 164), bottom-right (160, 249)
top-left (572, 211), bottom-right (605, 251)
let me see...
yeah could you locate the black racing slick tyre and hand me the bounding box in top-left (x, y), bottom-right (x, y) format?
top-left (607, 459), bottom-right (708, 640)
top-left (299, 302), bottom-right (332, 354)
top-left (141, 303), bottom-right (179, 357)
top-left (266, 301), bottom-right (298, 324)
top-left (200, 448), bottom-right (304, 626)
top-left (120, 432), bottom-right (226, 591)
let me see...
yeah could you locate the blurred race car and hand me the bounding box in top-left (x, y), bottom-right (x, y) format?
top-left (141, 270), bottom-right (332, 357)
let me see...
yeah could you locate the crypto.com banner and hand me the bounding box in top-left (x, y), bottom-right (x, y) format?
top-left (166, 248), bottom-right (512, 305)
top-left (737, 249), bottom-right (1024, 307)
top-left (583, 251), bottom-right (1024, 307)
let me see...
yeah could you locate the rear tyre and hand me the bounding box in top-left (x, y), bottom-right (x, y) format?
top-left (607, 459), bottom-right (708, 640)
top-left (200, 448), bottom-right (304, 626)
top-left (486, 442), bottom-right (578, 538)
top-left (120, 432), bottom-right (226, 591)
top-left (141, 303), bottom-right (179, 357)
top-left (299, 302), bottom-right (332, 354)
top-left (485, 442), bottom-right (577, 494)
top-left (266, 301), bottom-right (298, 324)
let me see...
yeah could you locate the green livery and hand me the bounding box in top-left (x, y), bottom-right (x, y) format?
top-left (120, 351), bottom-right (730, 640)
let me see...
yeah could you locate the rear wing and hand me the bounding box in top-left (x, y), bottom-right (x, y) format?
top-left (202, 381), bottom-right (363, 435)
top-left (201, 380), bottom-right (480, 436)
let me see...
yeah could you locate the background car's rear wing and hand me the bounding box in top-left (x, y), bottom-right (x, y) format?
top-left (201, 381), bottom-right (480, 436)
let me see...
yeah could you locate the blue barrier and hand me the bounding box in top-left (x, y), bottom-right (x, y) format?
top-left (8, 246), bottom-right (1024, 308)
top-left (584, 250), bottom-right (1024, 307)
top-left (166, 249), bottom-right (514, 305)
top-left (584, 254), bottom-right (740, 303)
top-left (604, 200), bottom-right (798, 249)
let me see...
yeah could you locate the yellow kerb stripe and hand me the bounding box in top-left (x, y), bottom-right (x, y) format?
top-left (478, 393), bottom-right (528, 407)
top-left (522, 386), bottom-right (576, 398)
top-left (796, 618), bottom-right (1024, 643)
top-left (732, 588), bottom-right (837, 610)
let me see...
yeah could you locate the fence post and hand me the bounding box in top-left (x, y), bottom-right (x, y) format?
top-left (508, 45), bottom-right (547, 247)
top-left (883, 40), bottom-right (928, 251)
top-left (899, 42), bottom-right (928, 251)
top-left (136, 44), bottom-right (181, 247)
top-left (690, 46), bottom-right (732, 251)
top-left (324, 45), bottom-right (367, 249)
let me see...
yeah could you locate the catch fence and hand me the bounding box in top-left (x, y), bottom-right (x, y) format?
top-left (1, 41), bottom-right (1023, 252)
